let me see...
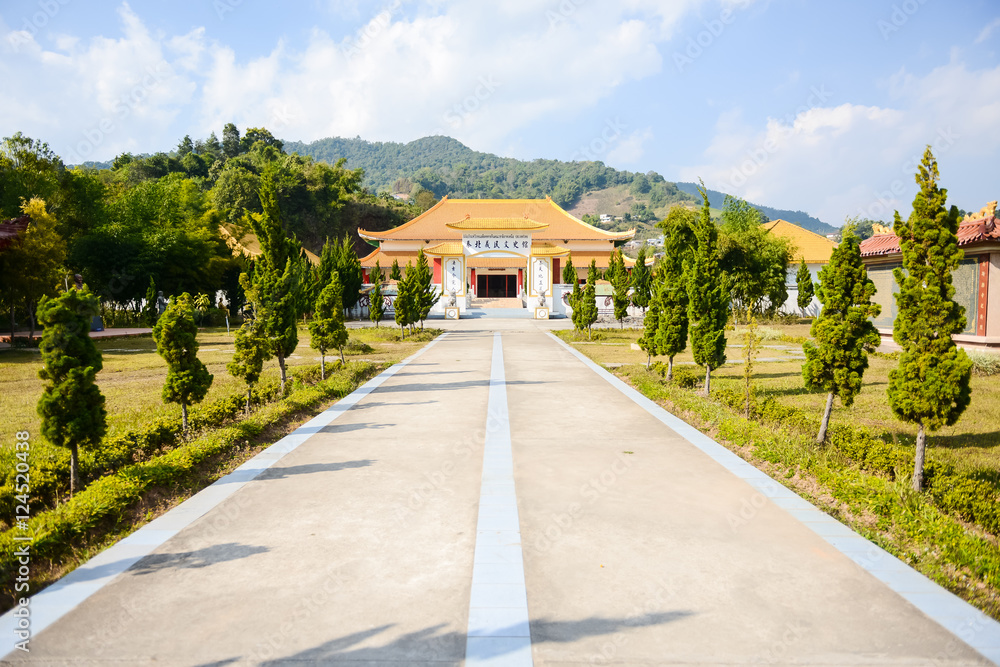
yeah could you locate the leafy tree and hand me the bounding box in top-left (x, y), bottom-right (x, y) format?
top-left (228, 319), bottom-right (269, 414)
top-left (223, 122), bottom-right (241, 159)
top-left (887, 147), bottom-right (972, 491)
top-left (336, 237), bottom-right (363, 314)
top-left (413, 248), bottom-right (436, 327)
top-left (637, 270), bottom-right (662, 368)
top-left (152, 293), bottom-right (214, 433)
top-left (310, 273), bottom-right (349, 378)
top-left (561, 256), bottom-right (577, 285)
top-left (688, 184), bottom-right (728, 395)
top-left (369, 261), bottom-right (385, 327)
top-left (796, 257), bottom-right (814, 317)
top-left (0, 133), bottom-right (63, 219)
top-left (390, 259), bottom-right (402, 281)
top-left (802, 229), bottom-right (881, 444)
top-left (142, 277), bottom-right (158, 326)
top-left (36, 287), bottom-right (107, 497)
top-left (656, 257), bottom-right (689, 382)
top-left (609, 249), bottom-right (630, 328)
top-left (630, 245), bottom-right (651, 312)
top-left (2, 197), bottom-right (66, 339)
top-left (177, 135), bottom-right (194, 156)
top-left (718, 196), bottom-right (793, 320)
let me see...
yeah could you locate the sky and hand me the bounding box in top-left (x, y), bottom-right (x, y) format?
top-left (1, 0), bottom-right (998, 225)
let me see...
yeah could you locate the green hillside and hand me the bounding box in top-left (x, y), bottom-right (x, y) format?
top-left (675, 182), bottom-right (838, 235)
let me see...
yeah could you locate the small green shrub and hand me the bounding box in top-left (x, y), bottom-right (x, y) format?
top-left (967, 349), bottom-right (1000, 376)
top-left (671, 367), bottom-right (700, 389)
top-left (345, 338), bottom-right (375, 354)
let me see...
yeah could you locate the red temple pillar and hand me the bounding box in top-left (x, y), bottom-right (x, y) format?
top-left (517, 268), bottom-right (523, 294)
top-left (433, 257), bottom-right (442, 284)
top-left (553, 258), bottom-right (560, 284)
top-left (470, 269), bottom-right (476, 296)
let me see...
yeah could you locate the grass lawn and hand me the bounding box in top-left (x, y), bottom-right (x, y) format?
top-left (0, 322), bottom-right (436, 443)
top-left (559, 324), bottom-right (1000, 476)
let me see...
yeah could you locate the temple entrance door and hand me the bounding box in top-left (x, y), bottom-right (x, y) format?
top-left (476, 274), bottom-right (517, 298)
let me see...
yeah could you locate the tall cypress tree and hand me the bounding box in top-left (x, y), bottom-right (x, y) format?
top-left (801, 229), bottom-right (881, 444)
top-left (390, 259), bottom-right (402, 281)
top-left (394, 262), bottom-right (415, 337)
top-left (687, 184), bottom-right (728, 395)
top-left (369, 260), bottom-right (385, 327)
top-left (796, 257), bottom-right (815, 317)
top-left (243, 173), bottom-right (301, 394)
top-left (228, 318), bottom-right (269, 414)
top-left (630, 245), bottom-right (651, 313)
top-left (152, 293), bottom-right (214, 433)
top-left (638, 268), bottom-right (662, 368)
top-left (336, 237), bottom-right (363, 315)
top-left (413, 248), bottom-right (437, 328)
top-left (887, 147), bottom-right (972, 491)
top-left (561, 256), bottom-right (577, 285)
top-left (578, 260), bottom-right (599, 339)
top-left (610, 249), bottom-right (631, 328)
top-left (310, 272), bottom-right (348, 378)
top-left (37, 287), bottom-right (107, 497)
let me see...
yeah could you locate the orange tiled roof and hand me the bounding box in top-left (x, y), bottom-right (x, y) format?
top-left (446, 217), bottom-right (549, 231)
top-left (359, 197), bottom-right (634, 242)
top-left (761, 219), bottom-right (837, 264)
top-left (859, 215), bottom-right (1000, 258)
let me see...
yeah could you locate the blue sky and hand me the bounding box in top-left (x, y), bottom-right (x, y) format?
top-left (2, 0), bottom-right (998, 225)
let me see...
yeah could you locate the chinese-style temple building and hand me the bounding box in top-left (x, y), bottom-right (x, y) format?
top-left (859, 201), bottom-right (1000, 348)
top-left (358, 197), bottom-right (635, 315)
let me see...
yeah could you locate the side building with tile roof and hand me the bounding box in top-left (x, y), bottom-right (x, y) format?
top-left (760, 219), bottom-right (838, 316)
top-left (858, 201), bottom-right (1000, 348)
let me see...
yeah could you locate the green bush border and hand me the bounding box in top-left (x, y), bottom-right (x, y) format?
top-left (0, 361), bottom-right (381, 611)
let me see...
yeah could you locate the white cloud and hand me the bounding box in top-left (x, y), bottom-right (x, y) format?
top-left (606, 127), bottom-right (655, 165)
top-left (0, 0), bottom-right (723, 163)
top-left (681, 58), bottom-right (1000, 224)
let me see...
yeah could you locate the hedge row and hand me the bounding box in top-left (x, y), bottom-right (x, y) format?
top-left (0, 361), bottom-right (380, 603)
top-left (0, 378), bottom-right (284, 524)
top-left (709, 384), bottom-right (1000, 537)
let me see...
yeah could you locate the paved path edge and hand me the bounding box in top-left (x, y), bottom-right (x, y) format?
top-left (1, 333), bottom-right (449, 658)
top-left (546, 331), bottom-right (1000, 667)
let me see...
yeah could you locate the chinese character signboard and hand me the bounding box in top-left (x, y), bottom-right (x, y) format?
top-left (462, 234), bottom-right (531, 257)
top-left (444, 257), bottom-right (464, 295)
top-left (530, 257), bottom-right (550, 297)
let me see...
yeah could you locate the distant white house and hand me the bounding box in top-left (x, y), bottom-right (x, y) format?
top-left (599, 213), bottom-right (613, 223)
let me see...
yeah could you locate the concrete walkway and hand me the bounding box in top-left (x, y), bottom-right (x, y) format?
top-left (3, 320), bottom-right (998, 665)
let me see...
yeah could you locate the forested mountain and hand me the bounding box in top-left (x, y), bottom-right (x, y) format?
top-left (286, 135), bottom-right (837, 233)
top-left (675, 182), bottom-right (837, 235)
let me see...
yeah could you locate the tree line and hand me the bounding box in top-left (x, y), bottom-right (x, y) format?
top-left (0, 127), bottom-right (422, 339)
